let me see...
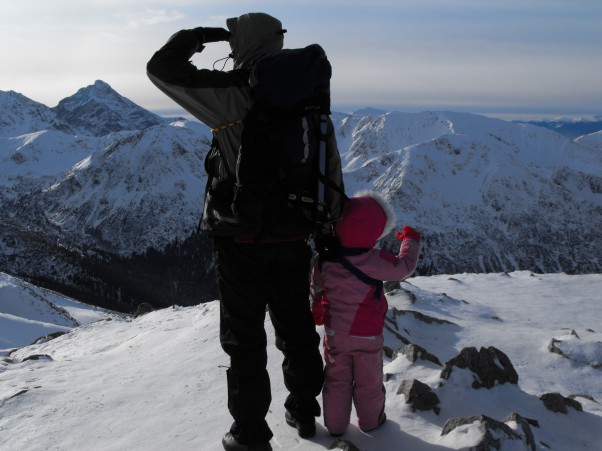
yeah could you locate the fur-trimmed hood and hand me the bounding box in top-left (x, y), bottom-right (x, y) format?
top-left (334, 191), bottom-right (396, 249)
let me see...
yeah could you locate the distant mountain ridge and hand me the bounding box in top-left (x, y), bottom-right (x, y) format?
top-left (1, 81), bottom-right (601, 311)
top-left (516, 116), bottom-right (602, 139)
top-left (0, 90), bottom-right (61, 137)
top-left (0, 80), bottom-right (176, 138)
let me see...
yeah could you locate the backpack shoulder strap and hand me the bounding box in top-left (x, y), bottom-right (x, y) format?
top-left (337, 248), bottom-right (384, 299)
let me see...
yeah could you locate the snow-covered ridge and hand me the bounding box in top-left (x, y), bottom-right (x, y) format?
top-left (575, 129), bottom-right (602, 151)
top-left (0, 272), bottom-right (119, 352)
top-left (0, 81), bottom-right (601, 310)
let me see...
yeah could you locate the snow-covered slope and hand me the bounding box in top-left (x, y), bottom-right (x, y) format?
top-left (0, 82), bottom-right (601, 310)
top-left (37, 122), bottom-right (211, 253)
top-left (333, 110), bottom-right (602, 274)
top-left (0, 272), bottom-right (119, 352)
top-left (1, 271), bottom-right (601, 450)
top-left (576, 130), bottom-right (602, 151)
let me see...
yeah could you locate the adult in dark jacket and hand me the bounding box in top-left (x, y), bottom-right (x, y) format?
top-left (148, 12), bottom-right (344, 451)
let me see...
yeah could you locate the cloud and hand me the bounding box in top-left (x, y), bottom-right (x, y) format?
top-left (115, 9), bottom-right (186, 28)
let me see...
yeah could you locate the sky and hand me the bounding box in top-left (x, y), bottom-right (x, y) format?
top-left (2, 270), bottom-right (601, 449)
top-left (1, 0), bottom-right (602, 120)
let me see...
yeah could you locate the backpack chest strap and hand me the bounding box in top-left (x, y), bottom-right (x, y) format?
top-left (337, 249), bottom-right (383, 299)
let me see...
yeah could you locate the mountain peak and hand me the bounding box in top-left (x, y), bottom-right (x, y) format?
top-left (0, 90), bottom-right (57, 137)
top-left (75, 80), bottom-right (118, 100)
top-left (52, 80), bottom-right (163, 136)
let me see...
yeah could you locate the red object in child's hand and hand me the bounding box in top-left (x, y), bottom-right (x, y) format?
top-left (395, 226), bottom-right (421, 242)
top-left (312, 301), bottom-right (324, 326)
top-left (312, 294), bottom-right (325, 326)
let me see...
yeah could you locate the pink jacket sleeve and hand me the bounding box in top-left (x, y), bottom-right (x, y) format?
top-left (358, 237), bottom-right (420, 282)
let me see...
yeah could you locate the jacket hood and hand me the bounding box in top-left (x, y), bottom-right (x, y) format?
top-left (334, 191), bottom-right (396, 249)
top-left (226, 12), bottom-right (285, 70)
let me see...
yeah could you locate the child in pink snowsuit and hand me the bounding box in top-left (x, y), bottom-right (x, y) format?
top-left (310, 192), bottom-right (420, 436)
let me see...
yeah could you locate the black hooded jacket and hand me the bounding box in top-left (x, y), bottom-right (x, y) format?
top-left (147, 13), bottom-right (343, 238)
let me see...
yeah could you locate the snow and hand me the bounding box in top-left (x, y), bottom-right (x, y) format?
top-left (2, 85), bottom-right (601, 277)
top-left (1, 82), bottom-right (602, 449)
top-left (576, 130), bottom-right (602, 151)
top-left (1, 271), bottom-right (601, 450)
top-left (0, 273), bottom-right (120, 350)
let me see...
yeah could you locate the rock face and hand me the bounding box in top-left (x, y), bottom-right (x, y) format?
top-left (397, 379), bottom-right (441, 414)
top-left (441, 414), bottom-right (536, 451)
top-left (440, 346), bottom-right (519, 389)
top-left (548, 330), bottom-right (602, 369)
top-left (504, 413), bottom-right (537, 451)
top-left (539, 392), bottom-right (583, 414)
top-left (399, 343), bottom-right (442, 366)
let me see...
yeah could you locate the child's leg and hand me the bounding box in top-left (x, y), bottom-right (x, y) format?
top-left (351, 335), bottom-right (386, 432)
top-left (322, 333), bottom-right (353, 436)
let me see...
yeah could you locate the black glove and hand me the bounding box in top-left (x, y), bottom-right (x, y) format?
top-left (193, 27), bottom-right (231, 44)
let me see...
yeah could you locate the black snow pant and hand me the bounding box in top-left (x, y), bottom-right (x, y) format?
top-left (213, 237), bottom-right (324, 446)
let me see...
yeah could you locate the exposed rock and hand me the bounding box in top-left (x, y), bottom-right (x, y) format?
top-left (382, 346), bottom-right (397, 359)
top-left (548, 338), bottom-right (564, 356)
top-left (383, 280), bottom-right (401, 294)
top-left (383, 324), bottom-right (411, 346)
top-left (539, 392), bottom-right (583, 414)
top-left (21, 354), bottom-right (53, 363)
top-left (504, 412), bottom-right (536, 451)
top-left (548, 333), bottom-right (602, 369)
top-left (134, 302), bottom-right (155, 318)
top-left (400, 343), bottom-right (442, 366)
top-left (397, 379), bottom-right (441, 414)
top-left (392, 308), bottom-right (456, 325)
top-left (441, 414), bottom-right (528, 450)
top-left (328, 438), bottom-right (361, 451)
top-left (438, 293), bottom-right (469, 305)
top-left (440, 346), bottom-right (518, 389)
top-left (31, 331), bottom-right (68, 345)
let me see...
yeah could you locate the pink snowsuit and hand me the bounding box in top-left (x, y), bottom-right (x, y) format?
top-left (310, 192), bottom-right (420, 435)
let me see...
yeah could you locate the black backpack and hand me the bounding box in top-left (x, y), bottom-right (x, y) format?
top-left (231, 44), bottom-right (344, 238)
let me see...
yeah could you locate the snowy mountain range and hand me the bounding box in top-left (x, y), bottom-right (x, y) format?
top-left (1, 80), bottom-right (601, 312)
top-left (516, 116), bottom-right (602, 140)
top-left (2, 270), bottom-right (601, 450)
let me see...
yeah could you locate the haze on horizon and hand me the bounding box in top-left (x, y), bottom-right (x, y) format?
top-left (1, 0), bottom-right (601, 121)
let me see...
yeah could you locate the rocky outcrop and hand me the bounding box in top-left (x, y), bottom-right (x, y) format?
top-left (441, 414), bottom-right (535, 451)
top-left (397, 379), bottom-right (441, 414)
top-left (539, 392), bottom-right (583, 414)
top-left (440, 346), bottom-right (519, 389)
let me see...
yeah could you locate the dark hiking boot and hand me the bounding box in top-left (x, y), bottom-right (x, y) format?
top-left (285, 410), bottom-right (316, 438)
top-left (222, 432), bottom-right (272, 451)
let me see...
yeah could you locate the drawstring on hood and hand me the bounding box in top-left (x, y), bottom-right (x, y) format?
top-left (226, 12), bottom-right (285, 70)
top-left (213, 54), bottom-right (231, 71)
top-left (334, 191), bottom-right (396, 249)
